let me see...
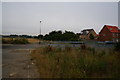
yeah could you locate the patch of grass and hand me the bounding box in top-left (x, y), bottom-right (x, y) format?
top-left (27, 38), bottom-right (39, 43)
top-left (114, 42), bottom-right (120, 52)
top-left (2, 38), bottom-right (14, 44)
top-left (2, 38), bottom-right (29, 44)
top-left (30, 45), bottom-right (120, 78)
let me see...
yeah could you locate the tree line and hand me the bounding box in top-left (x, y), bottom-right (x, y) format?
top-left (2, 30), bottom-right (80, 41)
top-left (43, 30), bottom-right (80, 41)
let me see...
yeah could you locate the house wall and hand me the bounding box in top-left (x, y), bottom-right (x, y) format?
top-left (98, 26), bottom-right (112, 41)
top-left (112, 33), bottom-right (120, 42)
top-left (87, 30), bottom-right (97, 39)
top-left (80, 30), bottom-right (97, 40)
top-left (99, 26), bottom-right (120, 42)
top-left (79, 35), bottom-right (88, 39)
top-left (119, 31), bottom-right (120, 42)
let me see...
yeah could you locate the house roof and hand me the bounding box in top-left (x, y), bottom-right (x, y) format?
top-left (105, 25), bottom-right (119, 33)
top-left (81, 29), bottom-right (94, 35)
top-left (82, 29), bottom-right (93, 32)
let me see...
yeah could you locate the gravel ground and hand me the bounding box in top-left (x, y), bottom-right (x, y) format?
top-left (2, 44), bottom-right (40, 78)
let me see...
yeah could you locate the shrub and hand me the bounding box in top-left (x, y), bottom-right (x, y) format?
top-left (89, 34), bottom-right (94, 40)
top-left (12, 38), bottom-right (29, 44)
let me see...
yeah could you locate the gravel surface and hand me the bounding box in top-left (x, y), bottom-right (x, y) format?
top-left (2, 44), bottom-right (40, 78)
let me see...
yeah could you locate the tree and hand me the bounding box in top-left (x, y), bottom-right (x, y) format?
top-left (89, 34), bottom-right (94, 40)
top-left (43, 30), bottom-right (79, 41)
top-left (10, 34), bottom-right (18, 38)
top-left (38, 34), bottom-right (43, 39)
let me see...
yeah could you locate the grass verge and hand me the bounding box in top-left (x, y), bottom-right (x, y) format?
top-left (30, 45), bottom-right (120, 78)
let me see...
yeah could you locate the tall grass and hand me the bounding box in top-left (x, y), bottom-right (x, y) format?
top-left (114, 42), bottom-right (120, 52)
top-left (30, 45), bottom-right (120, 78)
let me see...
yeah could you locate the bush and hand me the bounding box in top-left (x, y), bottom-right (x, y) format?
top-left (2, 38), bottom-right (29, 44)
top-left (12, 38), bottom-right (29, 44)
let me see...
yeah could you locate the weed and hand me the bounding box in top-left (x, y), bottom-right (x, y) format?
top-left (30, 45), bottom-right (120, 78)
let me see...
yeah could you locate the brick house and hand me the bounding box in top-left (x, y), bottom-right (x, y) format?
top-left (98, 25), bottom-right (120, 42)
top-left (80, 29), bottom-right (98, 40)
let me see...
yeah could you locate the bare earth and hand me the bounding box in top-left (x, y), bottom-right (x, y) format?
top-left (2, 44), bottom-right (40, 78)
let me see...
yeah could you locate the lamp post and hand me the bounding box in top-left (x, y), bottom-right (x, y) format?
top-left (39, 21), bottom-right (42, 44)
top-left (40, 21), bottom-right (42, 35)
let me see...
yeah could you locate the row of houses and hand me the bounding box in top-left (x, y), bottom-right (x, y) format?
top-left (79, 25), bottom-right (120, 42)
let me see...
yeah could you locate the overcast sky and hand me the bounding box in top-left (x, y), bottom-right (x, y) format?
top-left (2, 2), bottom-right (118, 35)
top-left (0, 2), bottom-right (2, 35)
top-left (118, 1), bottom-right (120, 28)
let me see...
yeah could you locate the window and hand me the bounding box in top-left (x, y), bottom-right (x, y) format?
top-left (116, 33), bottom-right (119, 37)
top-left (116, 39), bottom-right (119, 42)
top-left (110, 28), bottom-right (112, 30)
top-left (113, 33), bottom-right (115, 37)
top-left (86, 31), bottom-right (89, 34)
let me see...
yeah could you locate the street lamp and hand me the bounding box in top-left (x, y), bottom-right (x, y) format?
top-left (40, 21), bottom-right (42, 35)
top-left (39, 21), bottom-right (42, 44)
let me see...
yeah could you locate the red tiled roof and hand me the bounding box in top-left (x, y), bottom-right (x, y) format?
top-left (105, 25), bottom-right (119, 33)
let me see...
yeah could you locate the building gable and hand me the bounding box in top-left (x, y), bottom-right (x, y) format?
top-left (98, 25), bottom-right (120, 42)
top-left (80, 29), bottom-right (97, 40)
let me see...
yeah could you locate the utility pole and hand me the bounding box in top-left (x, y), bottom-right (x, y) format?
top-left (39, 21), bottom-right (42, 44)
top-left (40, 21), bottom-right (41, 35)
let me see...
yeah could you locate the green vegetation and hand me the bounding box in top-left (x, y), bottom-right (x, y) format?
top-left (2, 38), bottom-right (29, 44)
top-left (13, 38), bottom-right (29, 44)
top-left (30, 45), bottom-right (120, 78)
top-left (43, 30), bottom-right (79, 41)
top-left (2, 30), bottom-right (80, 41)
top-left (89, 34), bottom-right (94, 40)
top-left (114, 41), bottom-right (120, 52)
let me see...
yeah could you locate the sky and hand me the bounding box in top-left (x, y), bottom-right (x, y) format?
top-left (0, 2), bottom-right (2, 35)
top-left (2, 2), bottom-right (118, 35)
top-left (1, 0), bottom-right (120, 2)
top-left (118, 1), bottom-right (120, 28)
